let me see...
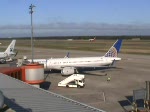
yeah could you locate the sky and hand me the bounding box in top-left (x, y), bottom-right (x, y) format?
top-left (0, 0), bottom-right (150, 37)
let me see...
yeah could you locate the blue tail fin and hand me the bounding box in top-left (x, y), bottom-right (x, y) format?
top-left (104, 39), bottom-right (122, 57)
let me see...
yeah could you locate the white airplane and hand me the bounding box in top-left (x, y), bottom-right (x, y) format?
top-left (28, 39), bottom-right (122, 75)
top-left (0, 40), bottom-right (16, 63)
top-left (89, 37), bottom-right (96, 42)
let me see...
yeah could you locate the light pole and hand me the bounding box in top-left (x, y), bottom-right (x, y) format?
top-left (29, 4), bottom-right (35, 63)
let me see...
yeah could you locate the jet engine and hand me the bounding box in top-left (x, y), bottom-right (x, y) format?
top-left (61, 67), bottom-right (75, 75)
top-left (0, 59), bottom-right (6, 64)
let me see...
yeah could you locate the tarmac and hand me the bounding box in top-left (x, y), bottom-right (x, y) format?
top-left (13, 47), bottom-right (150, 112)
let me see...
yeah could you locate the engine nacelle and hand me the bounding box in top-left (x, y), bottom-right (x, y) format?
top-left (0, 59), bottom-right (6, 64)
top-left (61, 67), bottom-right (75, 75)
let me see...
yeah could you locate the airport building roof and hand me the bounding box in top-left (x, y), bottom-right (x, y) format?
top-left (0, 73), bottom-right (105, 112)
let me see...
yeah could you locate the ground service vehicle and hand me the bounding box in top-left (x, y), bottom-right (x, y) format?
top-left (58, 74), bottom-right (85, 88)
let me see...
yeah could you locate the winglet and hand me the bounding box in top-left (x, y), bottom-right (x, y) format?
top-left (64, 52), bottom-right (70, 58)
top-left (104, 39), bottom-right (122, 57)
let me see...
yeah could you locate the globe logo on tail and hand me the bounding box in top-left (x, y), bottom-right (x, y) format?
top-left (105, 47), bottom-right (118, 57)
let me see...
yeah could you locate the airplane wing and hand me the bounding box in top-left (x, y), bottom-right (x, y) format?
top-left (61, 64), bottom-right (111, 68)
top-left (0, 74), bottom-right (105, 112)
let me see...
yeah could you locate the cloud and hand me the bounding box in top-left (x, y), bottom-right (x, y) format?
top-left (0, 22), bottom-right (150, 37)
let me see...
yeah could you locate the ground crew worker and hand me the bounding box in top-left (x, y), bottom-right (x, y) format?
top-left (107, 76), bottom-right (111, 82)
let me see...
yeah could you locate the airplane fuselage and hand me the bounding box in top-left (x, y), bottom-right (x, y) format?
top-left (31, 57), bottom-right (121, 70)
top-left (0, 52), bottom-right (7, 59)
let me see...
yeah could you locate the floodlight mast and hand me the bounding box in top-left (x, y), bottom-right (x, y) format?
top-left (29, 4), bottom-right (35, 63)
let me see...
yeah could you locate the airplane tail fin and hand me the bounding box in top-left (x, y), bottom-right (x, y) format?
top-left (4, 40), bottom-right (16, 55)
top-left (104, 39), bottom-right (122, 57)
